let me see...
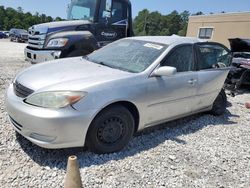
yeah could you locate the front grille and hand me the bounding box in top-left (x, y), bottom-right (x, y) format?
top-left (21, 34), bottom-right (28, 40)
top-left (29, 31), bottom-right (40, 35)
top-left (28, 26), bottom-right (48, 49)
top-left (13, 81), bottom-right (34, 98)
top-left (28, 34), bottom-right (46, 49)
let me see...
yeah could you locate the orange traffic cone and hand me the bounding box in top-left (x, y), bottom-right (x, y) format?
top-left (245, 102), bottom-right (250, 109)
top-left (64, 156), bottom-right (83, 188)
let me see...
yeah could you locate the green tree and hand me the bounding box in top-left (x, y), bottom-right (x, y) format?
top-left (133, 9), bottom-right (150, 35)
top-left (178, 11), bottom-right (190, 36)
top-left (133, 9), bottom-right (191, 37)
top-left (54, 17), bottom-right (64, 21)
top-left (46, 16), bottom-right (53, 23)
top-left (167, 10), bottom-right (182, 35)
top-left (147, 11), bottom-right (163, 35)
top-left (192, 11), bottom-right (204, 16)
top-left (0, 6), bottom-right (5, 30)
top-left (0, 6), bottom-right (64, 30)
top-left (17, 7), bottom-right (23, 14)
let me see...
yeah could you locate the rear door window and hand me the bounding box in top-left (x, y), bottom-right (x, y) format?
top-left (196, 43), bottom-right (231, 70)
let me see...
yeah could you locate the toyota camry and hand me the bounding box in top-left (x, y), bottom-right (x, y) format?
top-left (6, 36), bottom-right (231, 153)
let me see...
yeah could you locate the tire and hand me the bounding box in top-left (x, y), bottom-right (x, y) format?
top-left (86, 105), bottom-right (135, 154)
top-left (210, 89), bottom-right (227, 116)
top-left (240, 70), bottom-right (250, 86)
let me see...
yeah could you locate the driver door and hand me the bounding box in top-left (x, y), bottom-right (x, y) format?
top-left (95, 0), bottom-right (128, 47)
top-left (145, 44), bottom-right (198, 126)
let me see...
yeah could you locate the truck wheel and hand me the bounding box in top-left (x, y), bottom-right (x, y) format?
top-left (86, 105), bottom-right (135, 154)
top-left (210, 89), bottom-right (227, 116)
top-left (67, 50), bottom-right (90, 58)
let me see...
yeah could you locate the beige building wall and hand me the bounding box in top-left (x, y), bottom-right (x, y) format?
top-left (186, 12), bottom-right (250, 48)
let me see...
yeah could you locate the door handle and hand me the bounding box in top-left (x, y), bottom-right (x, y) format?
top-left (188, 79), bottom-right (197, 85)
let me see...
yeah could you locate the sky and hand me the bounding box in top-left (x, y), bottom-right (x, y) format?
top-left (0, 0), bottom-right (250, 19)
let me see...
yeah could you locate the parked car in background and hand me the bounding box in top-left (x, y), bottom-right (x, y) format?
top-left (6, 36), bottom-right (232, 154)
top-left (9, 28), bottom-right (28, 42)
top-left (3, 31), bottom-right (9, 37)
top-left (225, 38), bottom-right (250, 90)
top-left (0, 31), bottom-right (8, 39)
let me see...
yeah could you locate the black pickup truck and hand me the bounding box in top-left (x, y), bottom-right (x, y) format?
top-left (25, 0), bottom-right (133, 64)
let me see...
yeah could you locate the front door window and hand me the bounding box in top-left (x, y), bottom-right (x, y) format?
top-left (161, 45), bottom-right (194, 72)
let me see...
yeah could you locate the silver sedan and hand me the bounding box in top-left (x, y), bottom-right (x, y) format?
top-left (6, 36), bottom-right (231, 153)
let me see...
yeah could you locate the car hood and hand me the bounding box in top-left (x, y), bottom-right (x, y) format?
top-left (15, 57), bottom-right (133, 92)
top-left (229, 38), bottom-right (250, 52)
top-left (40, 20), bottom-right (90, 29)
top-left (31, 20), bottom-right (91, 34)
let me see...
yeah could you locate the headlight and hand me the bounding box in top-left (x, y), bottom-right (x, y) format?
top-left (46, 38), bottom-right (68, 47)
top-left (25, 91), bottom-right (87, 108)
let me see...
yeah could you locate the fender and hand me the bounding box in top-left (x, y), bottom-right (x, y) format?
top-left (44, 31), bottom-right (100, 58)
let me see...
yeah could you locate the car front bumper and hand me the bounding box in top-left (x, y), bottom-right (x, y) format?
top-left (5, 84), bottom-right (97, 149)
top-left (24, 47), bottom-right (61, 64)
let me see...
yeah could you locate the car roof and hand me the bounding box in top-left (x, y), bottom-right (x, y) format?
top-left (129, 35), bottom-right (205, 46)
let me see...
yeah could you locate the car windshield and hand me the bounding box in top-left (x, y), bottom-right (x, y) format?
top-left (67, 0), bottom-right (97, 21)
top-left (87, 39), bottom-right (167, 73)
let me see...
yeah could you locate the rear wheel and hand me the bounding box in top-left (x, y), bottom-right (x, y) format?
top-left (210, 89), bottom-right (227, 116)
top-left (240, 70), bottom-right (250, 86)
top-left (86, 105), bottom-right (134, 154)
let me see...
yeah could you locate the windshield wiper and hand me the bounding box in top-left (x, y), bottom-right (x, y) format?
top-left (88, 59), bottom-right (136, 73)
top-left (99, 62), bottom-right (136, 73)
top-left (98, 62), bottom-right (116, 69)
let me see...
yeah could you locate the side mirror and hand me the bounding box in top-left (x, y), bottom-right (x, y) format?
top-left (103, 11), bottom-right (111, 18)
top-left (103, 0), bottom-right (112, 18)
top-left (152, 66), bottom-right (177, 77)
top-left (105, 0), bottom-right (112, 12)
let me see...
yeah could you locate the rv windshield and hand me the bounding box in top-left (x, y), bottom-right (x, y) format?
top-left (67, 0), bottom-right (97, 21)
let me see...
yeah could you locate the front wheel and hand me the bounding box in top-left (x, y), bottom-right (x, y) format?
top-left (17, 38), bottom-right (21, 43)
top-left (210, 89), bottom-right (227, 116)
top-left (86, 105), bottom-right (135, 154)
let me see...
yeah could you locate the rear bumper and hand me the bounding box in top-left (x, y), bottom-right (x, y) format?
top-left (24, 47), bottom-right (61, 64)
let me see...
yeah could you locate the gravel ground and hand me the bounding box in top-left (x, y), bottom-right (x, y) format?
top-left (0, 39), bottom-right (250, 188)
